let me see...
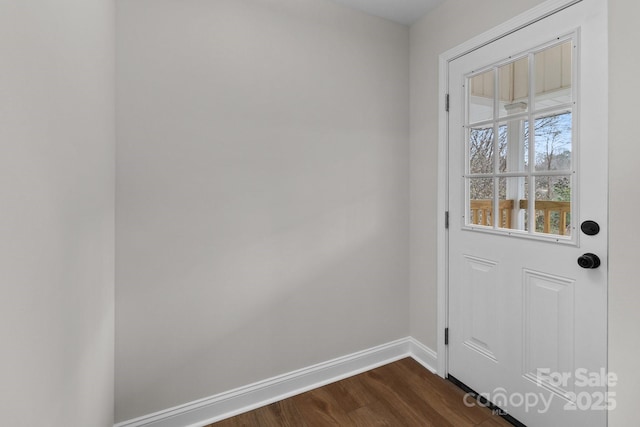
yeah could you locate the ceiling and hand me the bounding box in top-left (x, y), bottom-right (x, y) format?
top-left (330, 0), bottom-right (445, 25)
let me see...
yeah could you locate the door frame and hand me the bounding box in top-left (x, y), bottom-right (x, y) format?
top-left (435, 0), bottom-right (598, 378)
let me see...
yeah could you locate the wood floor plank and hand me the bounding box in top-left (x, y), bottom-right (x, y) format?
top-left (323, 376), bottom-right (378, 413)
top-left (357, 364), bottom-right (456, 427)
top-left (289, 386), bottom-right (354, 426)
top-left (394, 359), bottom-right (513, 427)
top-left (390, 358), bottom-right (492, 425)
top-left (212, 408), bottom-right (261, 427)
top-left (475, 416), bottom-right (515, 427)
top-left (210, 358), bottom-right (511, 427)
top-left (208, 417), bottom-right (236, 427)
top-left (248, 405), bottom-right (282, 427)
top-left (346, 399), bottom-right (404, 426)
top-left (266, 399), bottom-right (308, 427)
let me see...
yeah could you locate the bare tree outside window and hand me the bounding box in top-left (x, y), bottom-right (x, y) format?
top-left (469, 111), bottom-right (572, 234)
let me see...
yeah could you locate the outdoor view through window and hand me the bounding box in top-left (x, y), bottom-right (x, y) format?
top-left (465, 39), bottom-right (574, 238)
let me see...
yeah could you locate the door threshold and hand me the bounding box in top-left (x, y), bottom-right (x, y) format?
top-left (447, 375), bottom-right (527, 427)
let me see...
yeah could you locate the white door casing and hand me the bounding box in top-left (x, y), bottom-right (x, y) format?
top-left (446, 1), bottom-right (608, 426)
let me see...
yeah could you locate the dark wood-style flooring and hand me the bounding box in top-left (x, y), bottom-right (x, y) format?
top-left (209, 357), bottom-right (512, 427)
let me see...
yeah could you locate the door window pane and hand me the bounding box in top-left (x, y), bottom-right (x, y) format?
top-left (469, 69), bottom-right (495, 123)
top-left (534, 41), bottom-right (573, 109)
top-left (533, 176), bottom-right (572, 236)
top-left (523, 177), bottom-right (531, 232)
top-left (534, 111), bottom-right (572, 172)
top-left (469, 125), bottom-right (494, 174)
top-left (498, 176), bottom-right (527, 231)
top-left (499, 57), bottom-right (529, 118)
top-left (498, 119), bottom-right (528, 173)
top-left (468, 178), bottom-right (494, 226)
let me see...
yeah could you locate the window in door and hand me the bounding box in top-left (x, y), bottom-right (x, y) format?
top-left (464, 37), bottom-right (575, 239)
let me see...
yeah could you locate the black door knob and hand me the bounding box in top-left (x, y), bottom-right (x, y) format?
top-left (577, 253), bottom-right (601, 269)
top-left (581, 220), bottom-right (600, 236)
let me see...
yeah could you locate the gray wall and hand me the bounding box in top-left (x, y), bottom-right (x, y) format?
top-left (0, 1), bottom-right (115, 426)
top-left (115, 0), bottom-right (410, 421)
top-left (608, 0), bottom-right (640, 424)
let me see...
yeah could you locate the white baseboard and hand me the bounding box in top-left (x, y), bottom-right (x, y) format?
top-left (114, 337), bottom-right (437, 427)
top-left (408, 337), bottom-right (438, 373)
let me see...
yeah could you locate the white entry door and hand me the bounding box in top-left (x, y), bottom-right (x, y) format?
top-left (447, 1), bottom-right (608, 426)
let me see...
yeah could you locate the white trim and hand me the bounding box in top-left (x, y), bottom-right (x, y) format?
top-left (114, 337), bottom-right (437, 427)
top-left (436, 44), bottom-right (449, 379)
top-left (442, 0), bottom-right (582, 62)
top-left (408, 337), bottom-right (438, 373)
top-left (436, 0), bottom-right (582, 381)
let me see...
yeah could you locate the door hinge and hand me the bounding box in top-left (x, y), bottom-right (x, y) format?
top-left (445, 211), bottom-right (449, 229)
top-left (445, 94), bottom-right (450, 112)
top-left (445, 328), bottom-right (449, 345)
